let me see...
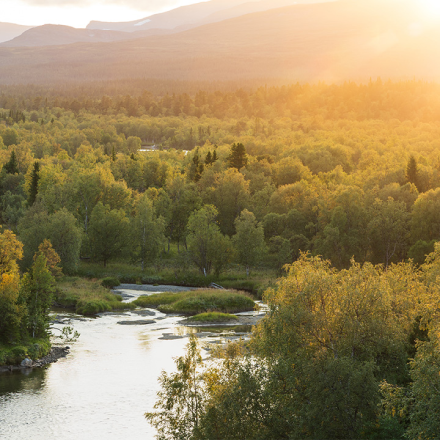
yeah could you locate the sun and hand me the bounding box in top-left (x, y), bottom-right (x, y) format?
top-left (419, 0), bottom-right (440, 18)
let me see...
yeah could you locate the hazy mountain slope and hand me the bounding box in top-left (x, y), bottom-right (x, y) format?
top-left (0, 25), bottom-right (135, 47)
top-left (87, 0), bottom-right (330, 33)
top-left (0, 0), bottom-right (439, 84)
top-left (0, 22), bottom-right (34, 44)
top-left (87, 0), bottom-right (248, 32)
top-left (2, 0), bottom-right (335, 48)
top-left (200, 0), bottom-right (333, 24)
top-left (0, 24), bottom-right (172, 47)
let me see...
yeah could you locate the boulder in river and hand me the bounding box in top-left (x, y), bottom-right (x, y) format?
top-left (132, 310), bottom-right (156, 317)
top-left (117, 320), bottom-right (156, 325)
top-left (20, 358), bottom-right (33, 367)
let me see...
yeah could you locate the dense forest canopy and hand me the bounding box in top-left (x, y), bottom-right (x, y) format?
top-left (3, 79), bottom-right (440, 438)
top-left (1, 80), bottom-right (440, 271)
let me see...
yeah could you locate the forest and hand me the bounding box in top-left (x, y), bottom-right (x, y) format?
top-left (2, 79), bottom-right (440, 438)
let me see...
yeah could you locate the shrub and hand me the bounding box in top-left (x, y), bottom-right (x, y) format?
top-left (142, 290), bottom-right (256, 315)
top-left (7, 346), bottom-right (28, 364)
top-left (101, 277), bottom-right (120, 288)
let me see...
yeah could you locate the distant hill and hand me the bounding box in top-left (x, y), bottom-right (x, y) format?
top-left (2, 0), bottom-right (334, 48)
top-left (0, 0), bottom-right (439, 85)
top-left (86, 0), bottom-right (331, 33)
top-left (0, 22), bottom-right (34, 44)
top-left (0, 24), bottom-right (171, 47)
top-left (86, 0), bottom-right (252, 32)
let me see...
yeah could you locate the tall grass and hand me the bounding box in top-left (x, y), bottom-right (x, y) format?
top-left (133, 289), bottom-right (255, 315)
top-left (75, 260), bottom-right (277, 298)
top-left (55, 277), bottom-right (136, 315)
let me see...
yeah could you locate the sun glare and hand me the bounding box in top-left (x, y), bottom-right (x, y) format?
top-left (419, 0), bottom-right (440, 18)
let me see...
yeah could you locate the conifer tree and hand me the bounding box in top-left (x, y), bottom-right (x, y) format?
top-left (4, 150), bottom-right (19, 174)
top-left (205, 151), bottom-right (213, 165)
top-left (406, 155), bottom-right (419, 190)
top-left (228, 143), bottom-right (248, 170)
top-left (28, 162), bottom-right (40, 206)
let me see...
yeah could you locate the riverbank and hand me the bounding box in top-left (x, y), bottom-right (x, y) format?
top-left (55, 278), bottom-right (137, 314)
top-left (0, 346), bottom-right (70, 374)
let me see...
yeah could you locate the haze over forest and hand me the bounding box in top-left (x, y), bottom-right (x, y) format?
top-left (1, 0), bottom-right (440, 85)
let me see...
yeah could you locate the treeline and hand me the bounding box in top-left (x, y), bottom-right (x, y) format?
top-left (3, 80), bottom-right (440, 121)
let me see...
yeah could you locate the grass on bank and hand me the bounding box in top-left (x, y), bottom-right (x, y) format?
top-left (0, 339), bottom-right (51, 366)
top-left (133, 289), bottom-right (255, 315)
top-left (185, 312), bottom-right (239, 323)
top-left (55, 277), bottom-right (136, 315)
top-left (75, 259), bottom-right (277, 299)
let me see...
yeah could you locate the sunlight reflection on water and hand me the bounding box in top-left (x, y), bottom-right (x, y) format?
top-left (0, 303), bottom-right (188, 439)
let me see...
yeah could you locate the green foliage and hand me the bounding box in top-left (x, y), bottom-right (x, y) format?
top-left (186, 205), bottom-right (233, 276)
top-left (406, 155), bottom-right (419, 191)
top-left (158, 290), bottom-right (255, 315)
top-left (88, 201), bottom-right (129, 266)
top-left (28, 161), bottom-right (40, 206)
top-left (133, 289), bottom-right (254, 315)
top-left (0, 230), bottom-right (24, 344)
top-left (228, 142), bottom-right (248, 170)
top-left (146, 334), bottom-right (205, 440)
top-left (1, 128), bottom-right (18, 147)
top-left (233, 209), bottom-right (266, 276)
top-left (18, 205), bottom-right (82, 274)
top-left (4, 150), bottom-right (19, 174)
top-left (21, 254), bottom-right (56, 338)
top-left (55, 277), bottom-right (135, 315)
top-left (130, 193), bottom-right (166, 270)
top-left (407, 329), bottom-right (440, 440)
top-left (53, 326), bottom-right (80, 343)
top-left (0, 339), bottom-right (51, 366)
top-left (101, 277), bottom-right (120, 288)
top-left (133, 291), bottom-right (191, 308)
top-left (147, 253), bottom-right (440, 439)
top-left (367, 198), bottom-right (410, 267)
top-left (408, 240), bottom-right (435, 266)
top-left (47, 209), bottom-right (82, 274)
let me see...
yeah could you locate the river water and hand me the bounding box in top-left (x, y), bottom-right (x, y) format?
top-left (0, 285), bottom-right (256, 440)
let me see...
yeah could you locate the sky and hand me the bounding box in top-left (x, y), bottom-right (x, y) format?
top-left (2, 0), bottom-right (206, 28)
top-left (3, 0), bottom-right (440, 29)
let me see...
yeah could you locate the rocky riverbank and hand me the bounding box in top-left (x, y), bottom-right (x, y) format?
top-left (0, 346), bottom-right (70, 374)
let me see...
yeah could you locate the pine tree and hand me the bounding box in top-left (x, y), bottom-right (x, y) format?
top-left (228, 143), bottom-right (248, 170)
top-left (4, 150), bottom-right (19, 174)
top-left (406, 155), bottom-right (419, 190)
top-left (28, 162), bottom-right (40, 206)
top-left (205, 151), bottom-right (213, 165)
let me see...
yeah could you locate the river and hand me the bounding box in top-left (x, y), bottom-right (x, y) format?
top-left (0, 285), bottom-right (260, 439)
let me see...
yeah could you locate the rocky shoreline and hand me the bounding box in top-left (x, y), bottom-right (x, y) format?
top-left (0, 346), bottom-right (70, 374)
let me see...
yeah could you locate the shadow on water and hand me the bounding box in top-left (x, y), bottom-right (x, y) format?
top-left (0, 367), bottom-right (47, 395)
top-left (184, 324), bottom-right (253, 333)
top-left (174, 324), bottom-right (253, 335)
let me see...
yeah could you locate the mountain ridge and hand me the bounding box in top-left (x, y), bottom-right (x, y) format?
top-left (0, 22), bottom-right (34, 44)
top-left (0, 0), bottom-right (438, 85)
